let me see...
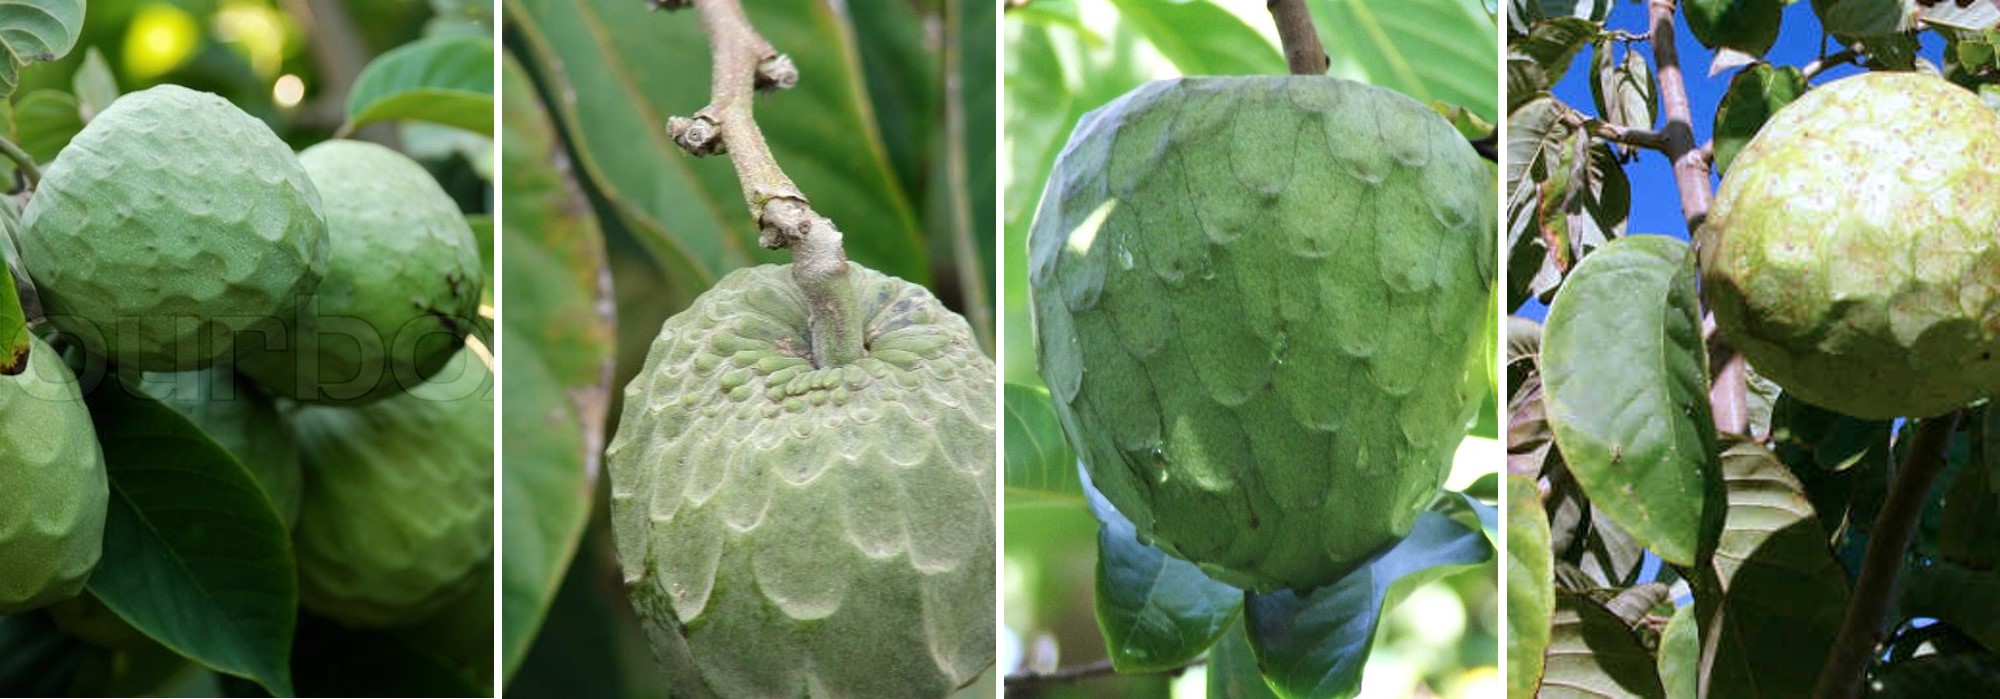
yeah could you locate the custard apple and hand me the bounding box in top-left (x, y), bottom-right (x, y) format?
top-left (0, 333), bottom-right (108, 613)
top-left (1700, 72), bottom-right (2000, 420)
top-left (19, 84), bottom-right (328, 372)
top-left (1030, 76), bottom-right (1494, 591)
top-left (239, 140), bottom-right (482, 405)
top-left (290, 348), bottom-right (493, 627)
top-left (140, 367), bottom-right (303, 527)
top-left (607, 264), bottom-right (995, 698)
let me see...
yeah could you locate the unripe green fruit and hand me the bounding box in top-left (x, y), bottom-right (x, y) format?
top-left (290, 349), bottom-right (493, 627)
top-left (1030, 77), bottom-right (1494, 591)
top-left (19, 85), bottom-right (328, 372)
top-left (1700, 72), bottom-right (2000, 420)
top-left (239, 140), bottom-right (483, 405)
top-left (607, 264), bottom-right (995, 699)
top-left (140, 368), bottom-right (303, 528)
top-left (0, 334), bottom-right (108, 613)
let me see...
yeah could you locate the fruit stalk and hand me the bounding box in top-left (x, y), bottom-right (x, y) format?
top-left (0, 136), bottom-right (40, 188)
top-left (661, 0), bottom-right (864, 368)
top-left (1267, 0), bottom-right (1328, 75)
top-left (1813, 413), bottom-right (1960, 699)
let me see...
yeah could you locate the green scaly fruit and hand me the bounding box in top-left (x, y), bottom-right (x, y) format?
top-left (290, 349), bottom-right (493, 627)
top-left (0, 334), bottom-right (108, 613)
top-left (18, 85), bottom-right (328, 372)
top-left (139, 368), bottom-right (303, 528)
top-left (1700, 72), bottom-right (2000, 420)
top-left (239, 140), bottom-right (483, 405)
top-left (1030, 76), bottom-right (1494, 591)
top-left (608, 264), bottom-right (995, 699)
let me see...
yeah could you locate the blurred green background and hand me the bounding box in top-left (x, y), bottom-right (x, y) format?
top-left (1000, 1), bottom-right (1501, 697)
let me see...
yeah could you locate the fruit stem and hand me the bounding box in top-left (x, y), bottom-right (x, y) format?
top-left (0, 136), bottom-right (40, 189)
top-left (659, 0), bottom-right (865, 367)
top-left (1813, 412), bottom-right (1960, 699)
top-left (1267, 0), bottom-right (1329, 75)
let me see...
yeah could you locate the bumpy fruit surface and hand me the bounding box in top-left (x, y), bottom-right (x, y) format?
top-left (1700, 72), bottom-right (2000, 420)
top-left (1030, 76), bottom-right (1494, 591)
top-left (19, 85), bottom-right (328, 372)
top-left (607, 264), bottom-right (995, 699)
top-left (140, 368), bottom-right (303, 527)
top-left (0, 334), bottom-right (108, 613)
top-left (239, 140), bottom-right (483, 405)
top-left (290, 349), bottom-right (492, 627)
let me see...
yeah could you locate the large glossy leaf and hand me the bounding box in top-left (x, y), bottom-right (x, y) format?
top-left (1310, 0), bottom-right (1499, 121)
top-left (346, 34), bottom-right (495, 136)
top-left (1541, 234), bottom-right (1720, 567)
top-left (1872, 652), bottom-right (2000, 697)
top-left (1086, 470), bottom-right (1242, 673)
top-left (1505, 96), bottom-right (1570, 303)
top-left (83, 382), bottom-right (295, 697)
top-left (1704, 439), bottom-right (1850, 698)
top-left (1107, 0), bottom-right (1285, 76)
top-left (1506, 17), bottom-right (1595, 108)
top-left (1508, 475), bottom-right (1553, 698)
top-left (0, 0), bottom-right (83, 98)
top-left (497, 51), bottom-right (613, 683)
top-left (1003, 383), bottom-right (1081, 505)
top-left (1589, 39), bottom-right (1655, 137)
top-left (1712, 65), bottom-right (1806, 174)
top-left (1658, 603), bottom-right (1699, 699)
top-left (1208, 622), bottom-right (1283, 698)
top-left (1542, 592), bottom-right (1666, 698)
top-left (1903, 561), bottom-right (2000, 655)
top-left (507, 0), bottom-right (926, 292)
top-left (1684, 0), bottom-right (1783, 56)
top-left (1243, 503), bottom-right (1494, 699)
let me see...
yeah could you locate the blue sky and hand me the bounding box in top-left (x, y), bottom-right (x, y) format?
top-left (1514, 3), bottom-right (1946, 320)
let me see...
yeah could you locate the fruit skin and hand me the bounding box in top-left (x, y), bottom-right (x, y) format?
top-left (289, 348), bottom-right (493, 627)
top-left (607, 264), bottom-right (995, 699)
top-left (19, 84), bottom-right (328, 372)
top-left (239, 140), bottom-right (483, 405)
top-left (1030, 76), bottom-right (1494, 591)
top-left (140, 367), bottom-right (304, 528)
top-left (0, 333), bottom-right (108, 613)
top-left (1699, 72), bottom-right (2000, 420)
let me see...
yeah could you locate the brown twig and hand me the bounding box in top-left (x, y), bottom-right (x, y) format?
top-left (662, 0), bottom-right (864, 368)
top-left (1560, 109), bottom-right (1671, 152)
top-left (1267, 0), bottom-right (1328, 75)
top-left (1814, 413), bottom-right (1961, 699)
top-left (1003, 658), bottom-right (1205, 694)
top-left (1801, 48), bottom-right (1859, 81)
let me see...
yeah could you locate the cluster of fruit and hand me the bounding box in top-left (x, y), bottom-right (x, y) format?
top-left (0, 84), bottom-right (492, 629)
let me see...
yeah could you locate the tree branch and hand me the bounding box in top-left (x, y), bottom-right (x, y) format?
top-left (1801, 48), bottom-right (1859, 81)
top-left (1267, 0), bottom-right (1328, 75)
top-left (662, 0), bottom-right (864, 368)
top-left (1814, 412), bottom-right (1961, 699)
top-left (1646, 0), bottom-right (1714, 235)
top-left (1003, 658), bottom-right (1204, 694)
top-left (1560, 109), bottom-right (1671, 152)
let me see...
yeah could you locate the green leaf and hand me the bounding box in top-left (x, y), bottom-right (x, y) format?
top-left (930, 0), bottom-right (996, 350)
top-left (1810, 0), bottom-right (1914, 37)
top-left (844, 0), bottom-right (937, 201)
top-left (1871, 652), bottom-right (2000, 697)
top-left (83, 382), bottom-right (296, 697)
top-left (1543, 592), bottom-right (1666, 698)
top-left (1590, 39), bottom-right (1656, 135)
top-left (1311, 0), bottom-right (1500, 122)
top-left (1208, 622), bottom-right (1283, 699)
top-left (13, 88), bottom-right (78, 164)
top-left (1684, 0), bottom-right (1783, 56)
top-left (1704, 439), bottom-right (1850, 698)
top-left (70, 47), bottom-right (116, 123)
top-left (1713, 65), bottom-right (1807, 174)
top-left (1658, 603), bottom-right (1698, 699)
top-left (1244, 503), bottom-right (1494, 699)
top-left (1087, 473), bottom-right (1242, 673)
top-left (1106, 0), bottom-right (1286, 76)
top-left (1505, 96), bottom-right (1570, 303)
top-left (1903, 561), bottom-right (2000, 655)
top-left (1003, 383), bottom-right (1081, 504)
top-left (346, 34), bottom-right (495, 137)
top-left (0, 0), bottom-right (83, 98)
top-left (1508, 475), bottom-right (1553, 698)
top-left (509, 0), bottom-right (928, 294)
top-left (1940, 421), bottom-right (2000, 569)
top-left (1506, 17), bottom-right (1596, 108)
top-left (496, 51), bottom-right (612, 683)
top-left (0, 209), bottom-right (22, 374)
top-left (1542, 234), bottom-right (1720, 567)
